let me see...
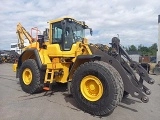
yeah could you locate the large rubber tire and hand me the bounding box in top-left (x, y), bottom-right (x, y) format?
top-left (71, 61), bottom-right (124, 116)
top-left (19, 59), bottom-right (44, 94)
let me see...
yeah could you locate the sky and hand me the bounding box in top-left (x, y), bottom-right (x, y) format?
top-left (0, 0), bottom-right (159, 50)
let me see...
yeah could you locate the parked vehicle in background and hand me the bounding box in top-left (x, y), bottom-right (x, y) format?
top-left (11, 43), bottom-right (22, 54)
top-left (153, 61), bottom-right (160, 75)
top-left (11, 42), bottom-right (29, 55)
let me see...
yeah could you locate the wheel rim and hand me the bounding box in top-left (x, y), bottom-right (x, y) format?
top-left (22, 68), bottom-right (32, 85)
top-left (80, 75), bottom-right (103, 101)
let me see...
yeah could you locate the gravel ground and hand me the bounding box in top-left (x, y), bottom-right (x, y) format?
top-left (0, 63), bottom-right (160, 120)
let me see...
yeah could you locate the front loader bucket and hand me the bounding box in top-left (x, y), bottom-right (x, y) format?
top-left (89, 37), bottom-right (154, 103)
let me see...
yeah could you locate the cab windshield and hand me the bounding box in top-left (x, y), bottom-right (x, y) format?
top-left (66, 21), bottom-right (85, 42)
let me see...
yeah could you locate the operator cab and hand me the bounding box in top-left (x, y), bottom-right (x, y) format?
top-left (50, 18), bottom-right (92, 51)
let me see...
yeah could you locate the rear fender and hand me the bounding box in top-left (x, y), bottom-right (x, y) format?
top-left (16, 49), bottom-right (46, 78)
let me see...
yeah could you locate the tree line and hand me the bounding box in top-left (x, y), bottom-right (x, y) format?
top-left (125, 43), bottom-right (157, 56)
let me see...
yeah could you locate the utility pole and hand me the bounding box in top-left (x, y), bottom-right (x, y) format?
top-left (157, 15), bottom-right (160, 63)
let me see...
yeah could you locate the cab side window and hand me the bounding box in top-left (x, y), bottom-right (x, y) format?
top-left (54, 27), bottom-right (62, 42)
top-left (52, 23), bottom-right (62, 44)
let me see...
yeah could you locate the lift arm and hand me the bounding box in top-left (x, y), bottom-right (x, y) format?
top-left (111, 37), bottom-right (154, 102)
top-left (89, 37), bottom-right (154, 103)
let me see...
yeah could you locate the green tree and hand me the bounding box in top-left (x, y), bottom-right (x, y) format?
top-left (148, 43), bottom-right (157, 56)
top-left (129, 45), bottom-right (137, 51)
top-left (138, 44), bottom-right (149, 55)
top-left (126, 43), bottom-right (157, 56)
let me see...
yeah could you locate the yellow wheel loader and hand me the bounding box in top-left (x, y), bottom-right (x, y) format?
top-left (14, 17), bottom-right (154, 116)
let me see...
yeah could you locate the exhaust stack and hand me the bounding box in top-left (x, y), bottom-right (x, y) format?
top-left (157, 15), bottom-right (160, 63)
